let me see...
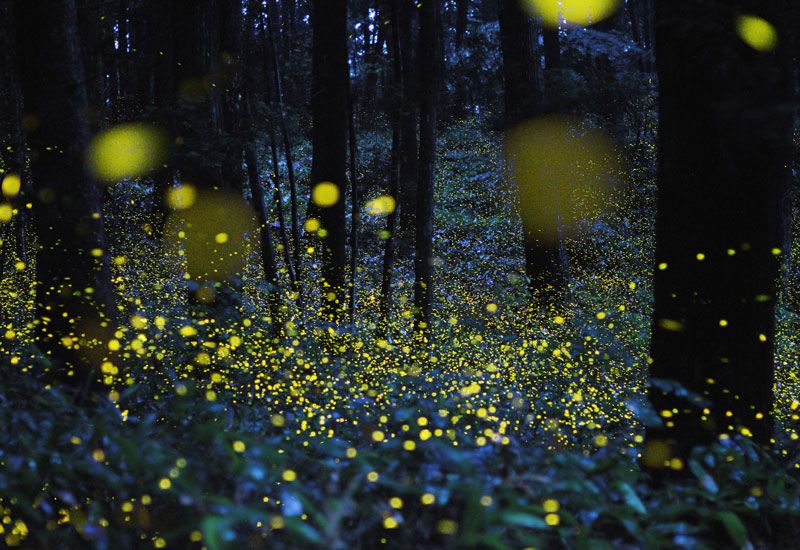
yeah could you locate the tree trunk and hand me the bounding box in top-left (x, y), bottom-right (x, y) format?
top-left (413, 0), bottom-right (439, 334)
top-left (647, 0), bottom-right (794, 456)
top-left (379, 0), bottom-right (404, 334)
top-left (398, 0), bottom-right (418, 234)
top-left (13, 0), bottom-right (116, 387)
top-left (311, 0), bottom-right (349, 322)
top-left (498, 0), bottom-right (567, 304)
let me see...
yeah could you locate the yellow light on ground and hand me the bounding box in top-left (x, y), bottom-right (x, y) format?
top-left (86, 123), bottom-right (167, 182)
top-left (2, 173), bottom-right (21, 199)
top-left (522, 0), bottom-right (621, 28)
top-left (736, 15), bottom-right (777, 52)
top-left (312, 181), bottom-right (340, 207)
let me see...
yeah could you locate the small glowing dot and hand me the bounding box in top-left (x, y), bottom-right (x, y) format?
top-left (282, 469), bottom-right (297, 482)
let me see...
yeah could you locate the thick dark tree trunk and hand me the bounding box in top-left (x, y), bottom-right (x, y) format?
top-left (398, 0), bottom-right (418, 234)
top-left (413, 0), bottom-right (439, 334)
top-left (498, 0), bottom-right (567, 304)
top-left (311, 0), bottom-right (349, 322)
top-left (13, 0), bottom-right (116, 386)
top-left (647, 0), bottom-right (794, 456)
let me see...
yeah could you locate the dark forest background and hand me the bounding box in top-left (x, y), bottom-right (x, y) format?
top-left (1, 0), bottom-right (800, 548)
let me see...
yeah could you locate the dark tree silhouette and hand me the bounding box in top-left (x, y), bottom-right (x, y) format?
top-left (311, 0), bottom-right (349, 322)
top-left (13, 0), bottom-right (116, 385)
top-left (413, 0), bottom-right (440, 334)
top-left (398, 0), bottom-right (418, 234)
top-left (498, 0), bottom-right (568, 304)
top-left (648, 0), bottom-right (794, 452)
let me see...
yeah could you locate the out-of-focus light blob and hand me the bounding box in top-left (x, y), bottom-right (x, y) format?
top-left (504, 115), bottom-right (617, 241)
top-left (2, 174), bottom-right (21, 199)
top-left (164, 190), bottom-right (257, 281)
top-left (166, 183), bottom-right (198, 210)
top-left (86, 123), bottom-right (167, 182)
top-left (365, 195), bottom-right (396, 216)
top-left (521, 0), bottom-right (621, 28)
top-left (736, 15), bottom-right (777, 52)
top-left (312, 182), bottom-right (340, 207)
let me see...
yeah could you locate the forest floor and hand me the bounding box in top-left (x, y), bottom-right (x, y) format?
top-left (1, 119), bottom-right (799, 548)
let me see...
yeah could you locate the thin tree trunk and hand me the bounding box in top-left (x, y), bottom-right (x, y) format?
top-left (398, 0), bottom-right (418, 234)
top-left (379, 0), bottom-right (404, 334)
top-left (348, 79), bottom-right (360, 323)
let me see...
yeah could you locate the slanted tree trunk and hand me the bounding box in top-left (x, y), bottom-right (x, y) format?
top-left (647, 0), bottom-right (794, 457)
top-left (13, 0), bottom-right (116, 388)
top-left (498, 0), bottom-right (567, 304)
top-left (413, 0), bottom-right (439, 335)
top-left (311, 0), bottom-right (349, 322)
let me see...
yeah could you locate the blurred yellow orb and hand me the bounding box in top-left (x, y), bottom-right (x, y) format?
top-left (166, 183), bottom-right (197, 210)
top-left (312, 181), bottom-right (340, 207)
top-left (2, 173), bottom-right (21, 199)
top-left (164, 190), bottom-right (257, 281)
top-left (505, 115), bottom-right (617, 241)
top-left (521, 0), bottom-right (621, 28)
top-left (736, 15), bottom-right (777, 52)
top-left (86, 123), bottom-right (167, 182)
top-left (365, 195), bottom-right (396, 216)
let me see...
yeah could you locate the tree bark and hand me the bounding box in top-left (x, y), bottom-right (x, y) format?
top-left (413, 0), bottom-right (439, 334)
top-left (648, 0), bottom-right (794, 454)
top-left (398, 0), bottom-right (418, 234)
top-left (311, 0), bottom-right (349, 322)
top-left (379, 0), bottom-right (404, 334)
top-left (498, 0), bottom-right (568, 304)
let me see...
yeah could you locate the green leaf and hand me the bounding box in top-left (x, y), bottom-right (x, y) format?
top-left (689, 459), bottom-right (718, 494)
top-left (619, 483), bottom-right (646, 515)
top-left (500, 512), bottom-right (549, 530)
top-left (716, 511), bottom-right (748, 547)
